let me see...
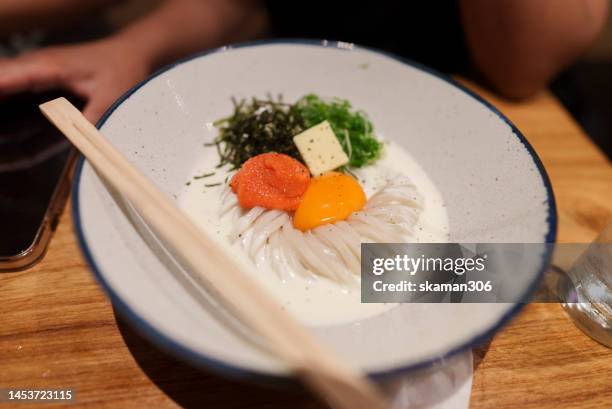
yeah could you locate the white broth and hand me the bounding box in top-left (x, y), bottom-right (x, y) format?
top-left (179, 140), bottom-right (449, 326)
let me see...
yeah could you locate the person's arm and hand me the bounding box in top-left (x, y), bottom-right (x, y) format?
top-left (0, 0), bottom-right (267, 121)
top-left (111, 0), bottom-right (266, 71)
top-left (460, 0), bottom-right (609, 99)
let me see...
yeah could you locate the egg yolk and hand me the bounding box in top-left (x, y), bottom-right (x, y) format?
top-left (293, 172), bottom-right (366, 231)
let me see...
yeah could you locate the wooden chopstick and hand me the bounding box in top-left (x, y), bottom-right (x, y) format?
top-left (40, 98), bottom-right (390, 409)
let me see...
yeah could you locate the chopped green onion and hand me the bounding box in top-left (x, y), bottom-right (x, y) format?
top-left (209, 94), bottom-right (383, 170)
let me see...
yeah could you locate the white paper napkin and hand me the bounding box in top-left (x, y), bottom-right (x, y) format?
top-left (380, 350), bottom-right (473, 409)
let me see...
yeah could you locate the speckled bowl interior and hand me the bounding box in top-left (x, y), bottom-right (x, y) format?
top-left (73, 41), bottom-right (556, 383)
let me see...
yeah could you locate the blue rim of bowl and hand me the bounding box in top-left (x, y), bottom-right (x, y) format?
top-left (72, 39), bottom-right (558, 386)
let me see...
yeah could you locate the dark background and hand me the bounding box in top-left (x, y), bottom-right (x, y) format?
top-left (265, 1), bottom-right (612, 160)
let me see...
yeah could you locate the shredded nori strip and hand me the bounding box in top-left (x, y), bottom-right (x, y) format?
top-left (211, 96), bottom-right (306, 170)
top-left (210, 94), bottom-right (382, 170)
top-left (193, 171), bottom-right (215, 179)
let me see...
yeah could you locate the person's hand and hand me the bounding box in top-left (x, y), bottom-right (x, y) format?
top-left (0, 38), bottom-right (151, 122)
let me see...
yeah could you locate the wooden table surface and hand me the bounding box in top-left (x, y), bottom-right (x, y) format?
top-left (1, 81), bottom-right (611, 409)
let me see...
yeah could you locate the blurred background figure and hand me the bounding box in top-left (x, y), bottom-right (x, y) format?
top-left (0, 0), bottom-right (609, 156)
top-left (0, 0), bottom-right (268, 121)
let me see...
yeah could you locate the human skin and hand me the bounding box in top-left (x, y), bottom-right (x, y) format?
top-left (0, 0), bottom-right (267, 121)
top-left (460, 0), bottom-right (609, 99)
top-left (0, 0), bottom-right (608, 121)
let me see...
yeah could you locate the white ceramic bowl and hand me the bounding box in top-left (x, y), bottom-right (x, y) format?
top-left (73, 40), bottom-right (556, 384)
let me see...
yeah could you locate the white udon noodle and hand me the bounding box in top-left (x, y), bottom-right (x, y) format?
top-left (218, 172), bottom-right (423, 284)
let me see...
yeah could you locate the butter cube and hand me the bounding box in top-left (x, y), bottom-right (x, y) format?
top-left (293, 121), bottom-right (349, 175)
